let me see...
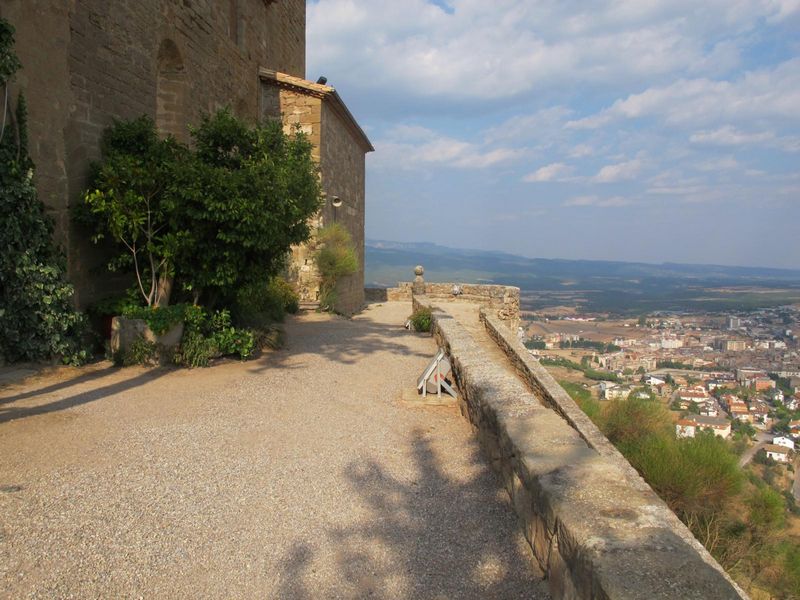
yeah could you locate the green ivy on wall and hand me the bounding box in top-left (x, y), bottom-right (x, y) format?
top-left (0, 18), bottom-right (89, 365)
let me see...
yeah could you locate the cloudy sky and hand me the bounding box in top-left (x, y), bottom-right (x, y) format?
top-left (307, 0), bottom-right (800, 269)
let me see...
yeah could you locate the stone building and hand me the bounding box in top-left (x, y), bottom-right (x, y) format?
top-left (2, 0), bottom-right (370, 313)
top-left (260, 70), bottom-right (373, 314)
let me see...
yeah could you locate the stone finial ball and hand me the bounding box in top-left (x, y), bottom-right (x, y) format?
top-left (414, 265), bottom-right (424, 277)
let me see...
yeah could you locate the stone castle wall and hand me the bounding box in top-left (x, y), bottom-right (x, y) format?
top-left (262, 72), bottom-right (370, 316)
top-left (367, 282), bottom-right (521, 326)
top-left (1, 0), bottom-right (306, 306)
top-left (319, 101), bottom-right (367, 315)
top-left (263, 83), bottom-right (324, 306)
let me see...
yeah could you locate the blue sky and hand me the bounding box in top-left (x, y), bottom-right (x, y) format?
top-left (307, 0), bottom-right (800, 268)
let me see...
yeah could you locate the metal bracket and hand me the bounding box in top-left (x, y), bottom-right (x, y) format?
top-left (417, 348), bottom-right (457, 398)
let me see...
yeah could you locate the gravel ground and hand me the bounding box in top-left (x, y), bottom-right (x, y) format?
top-left (0, 302), bottom-right (547, 599)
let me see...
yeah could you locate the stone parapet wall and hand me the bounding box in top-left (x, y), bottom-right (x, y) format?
top-left (422, 283), bottom-right (520, 326)
top-left (364, 283), bottom-right (413, 303)
top-left (413, 296), bottom-right (745, 599)
top-left (368, 282), bottom-right (520, 325)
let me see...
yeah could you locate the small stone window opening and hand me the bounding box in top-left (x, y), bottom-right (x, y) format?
top-left (156, 39), bottom-right (187, 142)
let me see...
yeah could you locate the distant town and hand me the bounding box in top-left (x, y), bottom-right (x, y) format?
top-left (525, 304), bottom-right (800, 494)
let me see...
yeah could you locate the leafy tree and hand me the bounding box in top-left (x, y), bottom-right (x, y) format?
top-left (731, 420), bottom-right (757, 440)
top-left (83, 116), bottom-right (186, 307)
top-left (84, 110), bottom-right (322, 309)
top-left (0, 18), bottom-right (88, 364)
top-left (173, 110), bottom-right (321, 306)
top-left (524, 339), bottom-right (546, 350)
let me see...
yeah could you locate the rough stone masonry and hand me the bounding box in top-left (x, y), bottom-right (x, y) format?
top-left (1, 0), bottom-right (305, 306)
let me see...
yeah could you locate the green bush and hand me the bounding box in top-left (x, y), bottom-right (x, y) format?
top-left (172, 331), bottom-right (217, 368)
top-left (233, 276), bottom-right (299, 327)
top-left (314, 223), bottom-right (358, 311)
top-left (524, 339), bottom-right (546, 350)
top-left (0, 19), bottom-right (90, 365)
top-left (83, 109), bottom-right (322, 309)
top-left (268, 277), bottom-right (300, 314)
top-left (87, 289), bottom-right (143, 319)
top-left (409, 306), bottom-right (433, 332)
top-left (173, 111), bottom-right (322, 306)
top-left (118, 337), bottom-right (157, 367)
top-left (171, 306), bottom-right (255, 368)
top-left (123, 304), bottom-right (187, 335)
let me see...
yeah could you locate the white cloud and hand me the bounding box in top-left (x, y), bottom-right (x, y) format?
top-left (568, 144), bottom-right (594, 158)
top-left (522, 162), bottom-right (573, 182)
top-left (372, 124), bottom-right (524, 170)
top-left (486, 106), bottom-right (573, 144)
top-left (567, 58), bottom-right (800, 130)
top-left (564, 195), bottom-right (632, 207)
top-left (594, 159), bottom-right (642, 183)
top-left (689, 125), bottom-right (800, 152)
top-left (308, 1), bottom-right (798, 102)
top-left (694, 156), bottom-right (740, 171)
top-left (690, 126), bottom-right (775, 146)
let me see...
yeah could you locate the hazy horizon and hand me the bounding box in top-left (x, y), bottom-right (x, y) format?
top-left (366, 238), bottom-right (800, 273)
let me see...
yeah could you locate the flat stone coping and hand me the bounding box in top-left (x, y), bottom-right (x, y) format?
top-left (414, 295), bottom-right (746, 600)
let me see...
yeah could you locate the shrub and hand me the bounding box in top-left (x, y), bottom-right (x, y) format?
top-left (172, 331), bottom-right (217, 368)
top-left (753, 448), bottom-right (776, 467)
top-left (268, 277), bottom-right (300, 314)
top-left (118, 337), bottom-right (158, 367)
top-left (173, 111), bottom-right (322, 306)
top-left (83, 110), bottom-right (322, 309)
top-left (0, 19), bottom-right (89, 365)
top-left (408, 306), bottom-right (433, 332)
top-left (87, 289), bottom-right (143, 319)
top-left (313, 223), bottom-right (358, 311)
top-left (233, 276), bottom-right (299, 328)
top-left (123, 304), bottom-right (187, 335)
top-left (171, 306), bottom-right (256, 368)
top-left (82, 115), bottom-right (186, 307)
top-left (603, 396), bottom-right (674, 454)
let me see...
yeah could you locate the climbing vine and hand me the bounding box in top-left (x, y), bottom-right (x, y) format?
top-left (0, 18), bottom-right (89, 364)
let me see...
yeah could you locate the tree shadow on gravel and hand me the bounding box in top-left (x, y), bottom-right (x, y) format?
top-left (248, 310), bottom-right (432, 373)
top-left (0, 368), bottom-right (170, 424)
top-left (280, 429), bottom-right (548, 599)
top-left (0, 365), bottom-right (118, 406)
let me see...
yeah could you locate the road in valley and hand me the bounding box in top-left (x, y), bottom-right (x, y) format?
top-left (738, 431), bottom-right (772, 467)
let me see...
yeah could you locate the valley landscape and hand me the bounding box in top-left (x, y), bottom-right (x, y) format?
top-left (366, 240), bottom-right (800, 315)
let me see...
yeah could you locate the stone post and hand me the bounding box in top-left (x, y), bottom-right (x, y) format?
top-left (412, 265), bottom-right (425, 296)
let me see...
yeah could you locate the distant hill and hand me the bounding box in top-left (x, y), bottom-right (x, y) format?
top-left (365, 240), bottom-right (800, 314)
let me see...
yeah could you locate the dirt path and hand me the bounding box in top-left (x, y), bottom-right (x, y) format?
top-left (0, 302), bottom-right (546, 599)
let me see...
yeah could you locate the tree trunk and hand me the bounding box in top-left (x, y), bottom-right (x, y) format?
top-left (155, 273), bottom-right (173, 307)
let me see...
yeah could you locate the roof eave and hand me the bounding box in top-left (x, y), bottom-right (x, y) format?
top-left (258, 68), bottom-right (374, 153)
